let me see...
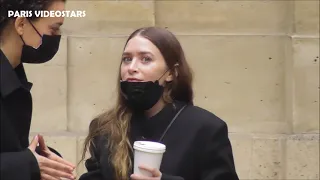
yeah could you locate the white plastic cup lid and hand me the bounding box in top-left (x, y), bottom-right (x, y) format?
top-left (133, 141), bottom-right (166, 153)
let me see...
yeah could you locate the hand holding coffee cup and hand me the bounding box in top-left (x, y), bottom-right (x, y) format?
top-left (130, 165), bottom-right (162, 180)
top-left (131, 141), bottom-right (166, 179)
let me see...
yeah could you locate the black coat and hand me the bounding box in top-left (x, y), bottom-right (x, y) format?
top-left (79, 101), bottom-right (239, 180)
top-left (0, 49), bottom-right (61, 180)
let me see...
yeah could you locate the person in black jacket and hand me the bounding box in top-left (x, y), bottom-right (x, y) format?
top-left (0, 0), bottom-right (75, 180)
top-left (79, 27), bottom-right (239, 180)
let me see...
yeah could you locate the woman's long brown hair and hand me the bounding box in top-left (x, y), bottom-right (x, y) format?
top-left (81, 27), bottom-right (194, 180)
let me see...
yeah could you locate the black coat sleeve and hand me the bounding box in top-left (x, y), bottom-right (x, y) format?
top-left (78, 135), bottom-right (103, 180)
top-left (161, 173), bottom-right (184, 180)
top-left (79, 118), bottom-right (108, 180)
top-left (79, 133), bottom-right (117, 180)
top-left (0, 149), bottom-right (40, 180)
top-left (161, 120), bottom-right (239, 180)
top-left (199, 120), bottom-right (239, 180)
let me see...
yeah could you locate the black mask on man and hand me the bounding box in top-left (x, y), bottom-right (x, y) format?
top-left (20, 19), bottom-right (61, 64)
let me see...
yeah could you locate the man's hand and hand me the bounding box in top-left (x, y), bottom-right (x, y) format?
top-left (28, 135), bottom-right (76, 180)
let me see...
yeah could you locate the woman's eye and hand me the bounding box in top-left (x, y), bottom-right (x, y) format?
top-left (142, 56), bottom-right (152, 62)
top-left (122, 57), bottom-right (132, 62)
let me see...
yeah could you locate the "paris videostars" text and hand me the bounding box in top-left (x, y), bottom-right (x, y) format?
top-left (8, 10), bottom-right (86, 18)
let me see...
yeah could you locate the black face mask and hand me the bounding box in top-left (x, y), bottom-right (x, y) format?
top-left (20, 19), bottom-right (61, 64)
top-left (120, 69), bottom-right (171, 112)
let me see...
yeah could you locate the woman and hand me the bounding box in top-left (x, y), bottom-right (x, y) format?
top-left (0, 0), bottom-right (75, 180)
top-left (80, 27), bottom-right (239, 180)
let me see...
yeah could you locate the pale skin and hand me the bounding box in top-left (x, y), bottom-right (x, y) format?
top-left (121, 36), bottom-right (176, 179)
top-left (0, 1), bottom-right (75, 180)
top-left (29, 135), bottom-right (75, 180)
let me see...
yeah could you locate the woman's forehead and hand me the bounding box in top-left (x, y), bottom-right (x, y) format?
top-left (124, 36), bottom-right (159, 54)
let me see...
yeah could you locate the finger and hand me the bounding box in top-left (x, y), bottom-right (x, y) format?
top-left (48, 153), bottom-right (75, 169)
top-left (130, 174), bottom-right (148, 180)
top-left (41, 156), bottom-right (74, 173)
top-left (130, 174), bottom-right (158, 180)
top-left (42, 167), bottom-right (75, 180)
top-left (41, 173), bottom-right (60, 180)
top-left (38, 135), bottom-right (48, 151)
top-left (28, 135), bottom-right (39, 151)
top-left (138, 166), bottom-right (161, 177)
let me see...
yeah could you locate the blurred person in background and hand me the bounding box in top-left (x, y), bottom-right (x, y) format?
top-left (79, 27), bottom-right (239, 180)
top-left (0, 0), bottom-right (75, 179)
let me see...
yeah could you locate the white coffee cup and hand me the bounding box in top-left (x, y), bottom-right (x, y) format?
top-left (133, 141), bottom-right (166, 177)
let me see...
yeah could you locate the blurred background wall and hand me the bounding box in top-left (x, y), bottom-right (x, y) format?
top-left (26, 0), bottom-right (319, 179)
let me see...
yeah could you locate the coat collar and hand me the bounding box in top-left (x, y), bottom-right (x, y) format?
top-left (0, 49), bottom-right (32, 98)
